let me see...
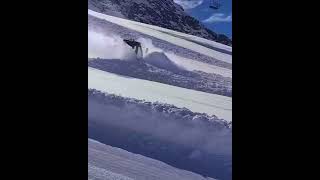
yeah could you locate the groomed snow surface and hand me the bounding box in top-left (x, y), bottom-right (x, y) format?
top-left (89, 139), bottom-right (217, 180)
top-left (88, 9), bottom-right (232, 180)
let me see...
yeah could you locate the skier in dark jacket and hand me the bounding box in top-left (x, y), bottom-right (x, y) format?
top-left (123, 39), bottom-right (143, 58)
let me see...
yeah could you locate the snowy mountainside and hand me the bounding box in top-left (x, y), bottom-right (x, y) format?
top-left (88, 0), bottom-right (232, 46)
top-left (88, 7), bottom-right (232, 180)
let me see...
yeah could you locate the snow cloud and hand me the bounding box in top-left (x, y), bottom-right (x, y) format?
top-left (203, 13), bottom-right (232, 23)
top-left (88, 30), bottom-right (136, 60)
top-left (174, 0), bottom-right (204, 9)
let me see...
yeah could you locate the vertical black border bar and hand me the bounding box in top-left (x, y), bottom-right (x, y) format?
top-left (56, 0), bottom-right (89, 179)
top-left (3, 0), bottom-right (90, 179)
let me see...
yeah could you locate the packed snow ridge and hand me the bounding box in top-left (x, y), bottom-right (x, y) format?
top-left (89, 89), bottom-right (232, 130)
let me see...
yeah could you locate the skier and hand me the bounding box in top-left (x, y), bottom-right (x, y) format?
top-left (123, 39), bottom-right (143, 58)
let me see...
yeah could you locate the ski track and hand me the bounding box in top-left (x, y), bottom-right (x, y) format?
top-left (89, 139), bottom-right (217, 180)
top-left (88, 67), bottom-right (232, 122)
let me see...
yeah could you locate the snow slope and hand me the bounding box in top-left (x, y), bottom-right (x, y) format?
top-left (118, 17), bottom-right (232, 54)
top-left (88, 89), bottom-right (232, 180)
top-left (88, 28), bottom-right (232, 78)
top-left (88, 67), bottom-right (232, 122)
top-left (88, 14), bottom-right (232, 71)
top-left (88, 58), bottom-right (232, 97)
top-left (88, 9), bottom-right (232, 65)
top-left (88, 7), bottom-right (232, 180)
top-left (89, 139), bottom-right (217, 180)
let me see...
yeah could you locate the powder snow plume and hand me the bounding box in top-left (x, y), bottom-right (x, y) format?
top-left (88, 30), bottom-right (136, 60)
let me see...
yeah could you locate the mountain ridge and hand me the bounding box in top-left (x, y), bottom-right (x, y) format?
top-left (88, 0), bottom-right (232, 46)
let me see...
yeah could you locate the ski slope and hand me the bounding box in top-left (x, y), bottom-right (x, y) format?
top-left (88, 7), bottom-right (232, 180)
top-left (89, 139), bottom-right (217, 180)
top-left (88, 11), bottom-right (232, 78)
top-left (88, 9), bottom-right (232, 65)
top-left (88, 67), bottom-right (232, 122)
